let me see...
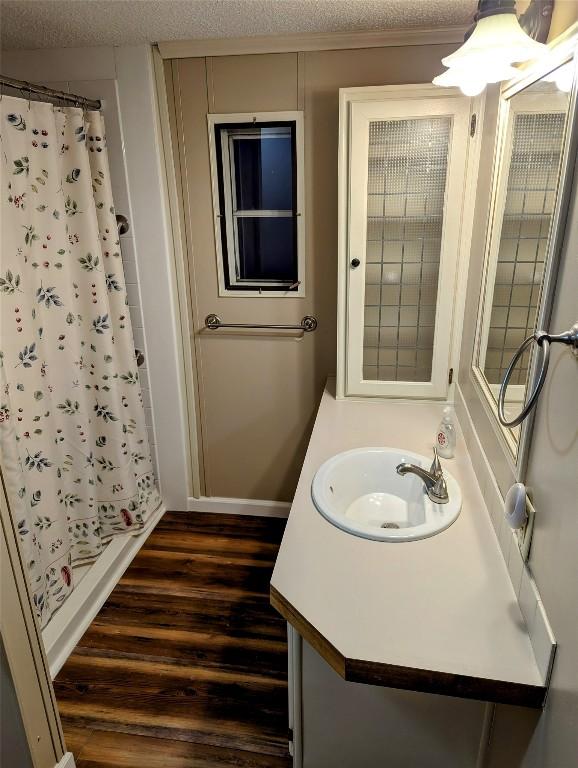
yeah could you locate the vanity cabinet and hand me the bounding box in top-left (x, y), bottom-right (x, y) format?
top-left (274, 390), bottom-right (546, 768)
top-left (295, 634), bottom-right (486, 768)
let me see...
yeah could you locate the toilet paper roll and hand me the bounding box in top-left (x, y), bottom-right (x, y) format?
top-left (504, 483), bottom-right (527, 530)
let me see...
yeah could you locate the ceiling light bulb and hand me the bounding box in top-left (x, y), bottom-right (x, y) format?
top-left (542, 62), bottom-right (574, 92)
top-left (555, 65), bottom-right (574, 93)
top-left (459, 79), bottom-right (487, 97)
top-left (433, 61), bottom-right (519, 94)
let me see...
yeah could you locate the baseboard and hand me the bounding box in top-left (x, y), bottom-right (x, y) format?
top-left (188, 496), bottom-right (290, 518)
top-left (56, 752), bottom-right (76, 768)
top-left (43, 503), bottom-right (166, 679)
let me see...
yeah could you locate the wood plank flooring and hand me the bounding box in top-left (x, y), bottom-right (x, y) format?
top-left (54, 511), bottom-right (291, 768)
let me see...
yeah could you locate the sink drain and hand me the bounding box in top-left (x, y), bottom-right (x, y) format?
top-left (380, 522), bottom-right (400, 529)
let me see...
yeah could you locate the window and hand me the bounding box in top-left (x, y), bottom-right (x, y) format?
top-left (208, 112), bottom-right (304, 296)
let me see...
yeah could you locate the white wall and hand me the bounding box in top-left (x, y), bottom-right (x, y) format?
top-left (455, 76), bottom-right (578, 764)
top-left (2, 45), bottom-right (190, 509)
top-left (484, 160), bottom-right (578, 768)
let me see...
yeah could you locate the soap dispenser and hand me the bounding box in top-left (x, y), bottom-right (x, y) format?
top-left (436, 407), bottom-right (456, 459)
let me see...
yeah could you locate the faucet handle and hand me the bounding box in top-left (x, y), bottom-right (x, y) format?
top-left (431, 473), bottom-right (449, 503)
top-left (430, 446), bottom-right (443, 478)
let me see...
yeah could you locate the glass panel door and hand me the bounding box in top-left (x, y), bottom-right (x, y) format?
top-left (345, 95), bottom-right (471, 398)
top-left (363, 117), bottom-right (450, 383)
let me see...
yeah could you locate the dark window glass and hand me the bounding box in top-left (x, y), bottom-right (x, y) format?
top-left (214, 119), bottom-right (299, 291)
top-left (236, 217), bottom-right (296, 282)
top-left (233, 130), bottom-right (293, 211)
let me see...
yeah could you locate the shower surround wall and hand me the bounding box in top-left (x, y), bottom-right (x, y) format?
top-left (2, 45), bottom-right (190, 510)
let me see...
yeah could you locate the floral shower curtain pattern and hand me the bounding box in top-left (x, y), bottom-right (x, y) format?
top-left (0, 95), bottom-right (161, 628)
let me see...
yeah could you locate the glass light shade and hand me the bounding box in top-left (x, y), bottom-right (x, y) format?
top-left (442, 13), bottom-right (547, 69)
top-left (433, 59), bottom-right (519, 96)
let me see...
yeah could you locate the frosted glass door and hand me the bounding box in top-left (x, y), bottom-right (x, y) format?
top-left (346, 97), bottom-right (470, 398)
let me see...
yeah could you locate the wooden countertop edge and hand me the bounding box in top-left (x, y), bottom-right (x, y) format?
top-left (270, 583), bottom-right (546, 709)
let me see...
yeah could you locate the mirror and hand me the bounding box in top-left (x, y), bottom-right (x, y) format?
top-left (474, 55), bottom-right (575, 454)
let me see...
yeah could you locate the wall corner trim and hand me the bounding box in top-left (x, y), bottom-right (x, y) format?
top-left (114, 43), bottom-right (190, 509)
top-left (56, 753), bottom-right (76, 768)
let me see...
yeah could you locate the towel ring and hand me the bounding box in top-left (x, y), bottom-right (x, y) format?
top-left (498, 323), bottom-right (578, 428)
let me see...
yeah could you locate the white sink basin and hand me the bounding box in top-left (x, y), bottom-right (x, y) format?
top-left (311, 448), bottom-right (461, 542)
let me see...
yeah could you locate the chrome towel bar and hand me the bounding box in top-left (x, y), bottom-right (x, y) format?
top-left (498, 321), bottom-right (578, 428)
top-left (205, 313), bottom-right (318, 333)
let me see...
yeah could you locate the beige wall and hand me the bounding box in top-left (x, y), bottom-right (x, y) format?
top-left (515, 0), bottom-right (578, 40)
top-left (168, 43), bottom-right (457, 501)
top-left (549, 0), bottom-right (578, 39)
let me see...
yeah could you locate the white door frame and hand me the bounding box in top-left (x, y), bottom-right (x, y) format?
top-left (116, 44), bottom-right (198, 509)
top-left (1, 470), bottom-right (74, 768)
top-left (150, 45), bottom-right (203, 502)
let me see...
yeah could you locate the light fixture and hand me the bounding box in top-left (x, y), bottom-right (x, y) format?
top-left (433, 61), bottom-right (520, 96)
top-left (433, 0), bottom-right (550, 96)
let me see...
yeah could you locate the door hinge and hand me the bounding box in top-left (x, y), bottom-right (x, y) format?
top-left (470, 113), bottom-right (477, 137)
top-left (448, 367), bottom-right (454, 384)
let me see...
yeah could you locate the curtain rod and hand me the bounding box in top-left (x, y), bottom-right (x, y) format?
top-left (0, 74), bottom-right (101, 110)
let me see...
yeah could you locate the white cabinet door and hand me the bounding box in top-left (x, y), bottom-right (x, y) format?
top-left (342, 91), bottom-right (471, 399)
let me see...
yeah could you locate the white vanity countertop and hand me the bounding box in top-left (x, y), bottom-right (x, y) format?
top-left (270, 384), bottom-right (545, 707)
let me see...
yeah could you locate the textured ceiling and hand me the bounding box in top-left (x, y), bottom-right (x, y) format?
top-left (1, 0), bottom-right (477, 50)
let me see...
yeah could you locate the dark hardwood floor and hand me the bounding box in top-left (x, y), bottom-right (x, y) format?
top-left (54, 511), bottom-right (291, 768)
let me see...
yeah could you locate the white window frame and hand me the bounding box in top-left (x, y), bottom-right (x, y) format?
top-left (208, 111), bottom-right (305, 298)
top-left (337, 85), bottom-right (474, 399)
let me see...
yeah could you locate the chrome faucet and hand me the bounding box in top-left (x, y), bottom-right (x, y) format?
top-left (396, 447), bottom-right (449, 504)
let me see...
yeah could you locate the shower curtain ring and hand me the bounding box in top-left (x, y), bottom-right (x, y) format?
top-left (82, 103), bottom-right (89, 139)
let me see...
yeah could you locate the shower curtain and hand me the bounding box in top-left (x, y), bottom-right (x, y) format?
top-left (0, 95), bottom-right (162, 628)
